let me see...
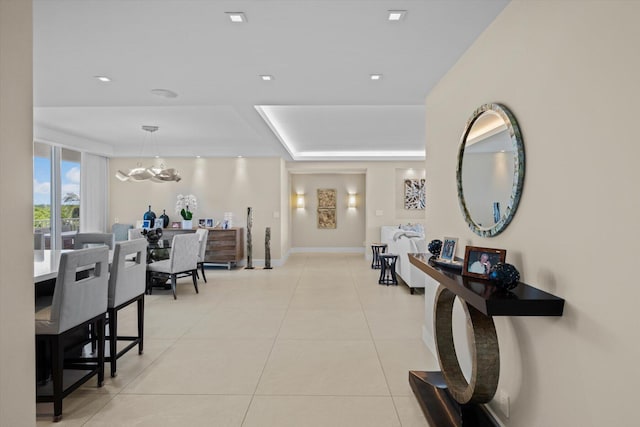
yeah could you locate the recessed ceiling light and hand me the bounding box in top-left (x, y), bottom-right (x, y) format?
top-left (94, 76), bottom-right (111, 82)
top-left (388, 10), bottom-right (407, 21)
top-left (226, 12), bottom-right (246, 23)
top-left (370, 74), bottom-right (383, 81)
top-left (260, 75), bottom-right (274, 81)
top-left (150, 88), bottom-right (178, 98)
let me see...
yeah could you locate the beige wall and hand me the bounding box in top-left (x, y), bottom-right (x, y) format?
top-left (287, 161), bottom-right (427, 255)
top-left (290, 173), bottom-right (366, 249)
top-left (279, 159), bottom-right (290, 258)
top-left (425, 1), bottom-right (640, 425)
top-left (0, 0), bottom-right (35, 424)
top-left (110, 157), bottom-right (284, 263)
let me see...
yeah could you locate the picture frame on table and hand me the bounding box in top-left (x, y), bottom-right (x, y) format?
top-left (462, 246), bottom-right (507, 279)
top-left (171, 221), bottom-right (181, 228)
top-left (141, 219), bottom-right (151, 229)
top-left (439, 237), bottom-right (458, 262)
top-left (198, 219), bottom-right (206, 227)
top-left (206, 218), bottom-right (214, 228)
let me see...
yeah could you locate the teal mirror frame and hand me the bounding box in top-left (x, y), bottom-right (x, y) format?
top-left (456, 103), bottom-right (525, 237)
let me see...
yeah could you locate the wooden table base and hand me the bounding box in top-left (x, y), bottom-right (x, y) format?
top-left (408, 371), bottom-right (499, 427)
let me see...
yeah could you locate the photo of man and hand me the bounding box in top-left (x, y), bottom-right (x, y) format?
top-left (468, 252), bottom-right (492, 274)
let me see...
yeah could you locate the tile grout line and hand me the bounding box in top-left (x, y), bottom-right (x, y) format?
top-left (350, 257), bottom-right (405, 427)
top-left (239, 254), bottom-right (308, 426)
top-left (80, 276), bottom-right (211, 426)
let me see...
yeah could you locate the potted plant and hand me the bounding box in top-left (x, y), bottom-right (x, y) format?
top-left (176, 194), bottom-right (197, 229)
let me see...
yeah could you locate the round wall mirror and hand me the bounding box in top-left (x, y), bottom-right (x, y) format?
top-left (456, 103), bottom-right (525, 237)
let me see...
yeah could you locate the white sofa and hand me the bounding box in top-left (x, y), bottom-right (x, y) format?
top-left (380, 226), bottom-right (428, 294)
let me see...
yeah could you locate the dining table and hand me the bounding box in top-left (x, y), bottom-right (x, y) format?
top-left (34, 249), bottom-right (115, 284)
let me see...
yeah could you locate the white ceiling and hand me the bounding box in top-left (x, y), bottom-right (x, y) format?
top-left (33, 0), bottom-right (509, 161)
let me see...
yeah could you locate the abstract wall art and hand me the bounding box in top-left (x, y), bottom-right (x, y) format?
top-left (404, 179), bottom-right (426, 210)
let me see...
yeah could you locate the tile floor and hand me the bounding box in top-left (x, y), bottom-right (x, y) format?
top-left (36, 253), bottom-right (437, 426)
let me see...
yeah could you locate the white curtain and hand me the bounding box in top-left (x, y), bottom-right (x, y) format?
top-left (80, 153), bottom-right (109, 232)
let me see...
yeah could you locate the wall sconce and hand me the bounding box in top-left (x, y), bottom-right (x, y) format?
top-left (296, 194), bottom-right (305, 209)
top-left (348, 193), bottom-right (357, 209)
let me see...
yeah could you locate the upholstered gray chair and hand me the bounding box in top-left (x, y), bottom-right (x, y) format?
top-left (128, 228), bottom-right (145, 240)
top-left (147, 233), bottom-right (199, 299)
top-left (106, 239), bottom-right (147, 377)
top-left (112, 223), bottom-right (133, 242)
top-left (195, 228), bottom-right (209, 283)
top-left (74, 232), bottom-right (115, 249)
top-left (35, 247), bottom-right (109, 422)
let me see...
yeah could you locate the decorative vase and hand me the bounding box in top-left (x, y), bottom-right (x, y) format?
top-left (158, 209), bottom-right (170, 228)
top-left (182, 220), bottom-right (193, 229)
top-left (245, 207), bottom-right (254, 269)
top-left (143, 205), bottom-right (156, 222)
top-left (264, 226), bottom-right (272, 269)
top-left (488, 262), bottom-right (521, 290)
top-left (428, 239), bottom-right (443, 257)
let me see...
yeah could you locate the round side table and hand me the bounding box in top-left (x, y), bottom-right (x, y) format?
top-left (371, 243), bottom-right (388, 269)
top-left (378, 253), bottom-right (398, 286)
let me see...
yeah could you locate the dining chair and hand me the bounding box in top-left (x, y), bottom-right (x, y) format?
top-left (195, 228), bottom-right (209, 283)
top-left (128, 229), bottom-right (145, 240)
top-left (112, 223), bottom-right (133, 242)
top-left (147, 233), bottom-right (199, 299)
top-left (35, 247), bottom-right (109, 422)
top-left (74, 232), bottom-right (115, 249)
top-left (106, 238), bottom-right (147, 377)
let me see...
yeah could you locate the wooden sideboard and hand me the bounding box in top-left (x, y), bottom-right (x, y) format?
top-left (151, 227), bottom-right (244, 269)
top-left (204, 228), bottom-right (244, 269)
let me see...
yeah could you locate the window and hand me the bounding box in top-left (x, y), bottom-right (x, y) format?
top-left (33, 143), bottom-right (81, 249)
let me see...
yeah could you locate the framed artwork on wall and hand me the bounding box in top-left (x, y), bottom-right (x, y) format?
top-left (404, 179), bottom-right (426, 210)
top-left (317, 188), bottom-right (337, 208)
top-left (317, 188), bottom-right (337, 229)
top-left (317, 208), bottom-right (336, 229)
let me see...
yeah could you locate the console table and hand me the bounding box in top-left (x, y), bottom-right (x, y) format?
top-left (408, 253), bottom-right (564, 427)
top-left (204, 228), bottom-right (244, 269)
top-left (150, 227), bottom-right (244, 269)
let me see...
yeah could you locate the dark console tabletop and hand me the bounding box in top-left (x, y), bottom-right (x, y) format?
top-left (409, 253), bottom-right (564, 317)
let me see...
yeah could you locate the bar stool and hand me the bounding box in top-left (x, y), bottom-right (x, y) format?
top-left (378, 253), bottom-right (398, 286)
top-left (371, 243), bottom-right (388, 269)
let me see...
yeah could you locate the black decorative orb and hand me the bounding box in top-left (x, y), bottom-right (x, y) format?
top-left (488, 262), bottom-right (520, 290)
top-left (143, 228), bottom-right (163, 244)
top-left (428, 239), bottom-right (443, 257)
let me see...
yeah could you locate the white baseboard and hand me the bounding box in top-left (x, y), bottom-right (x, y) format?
top-left (290, 247), bottom-right (365, 253)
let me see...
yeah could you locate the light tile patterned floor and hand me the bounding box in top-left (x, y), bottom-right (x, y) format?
top-left (36, 253), bottom-right (436, 426)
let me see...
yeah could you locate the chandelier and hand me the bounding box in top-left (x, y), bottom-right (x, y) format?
top-left (115, 125), bottom-right (181, 182)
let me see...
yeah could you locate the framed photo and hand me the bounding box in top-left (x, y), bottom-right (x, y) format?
top-left (439, 237), bottom-right (458, 262)
top-left (141, 219), bottom-right (151, 229)
top-left (171, 221), bottom-right (181, 228)
top-left (206, 218), bottom-right (214, 227)
top-left (462, 246), bottom-right (507, 279)
top-left (198, 219), bottom-right (206, 227)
